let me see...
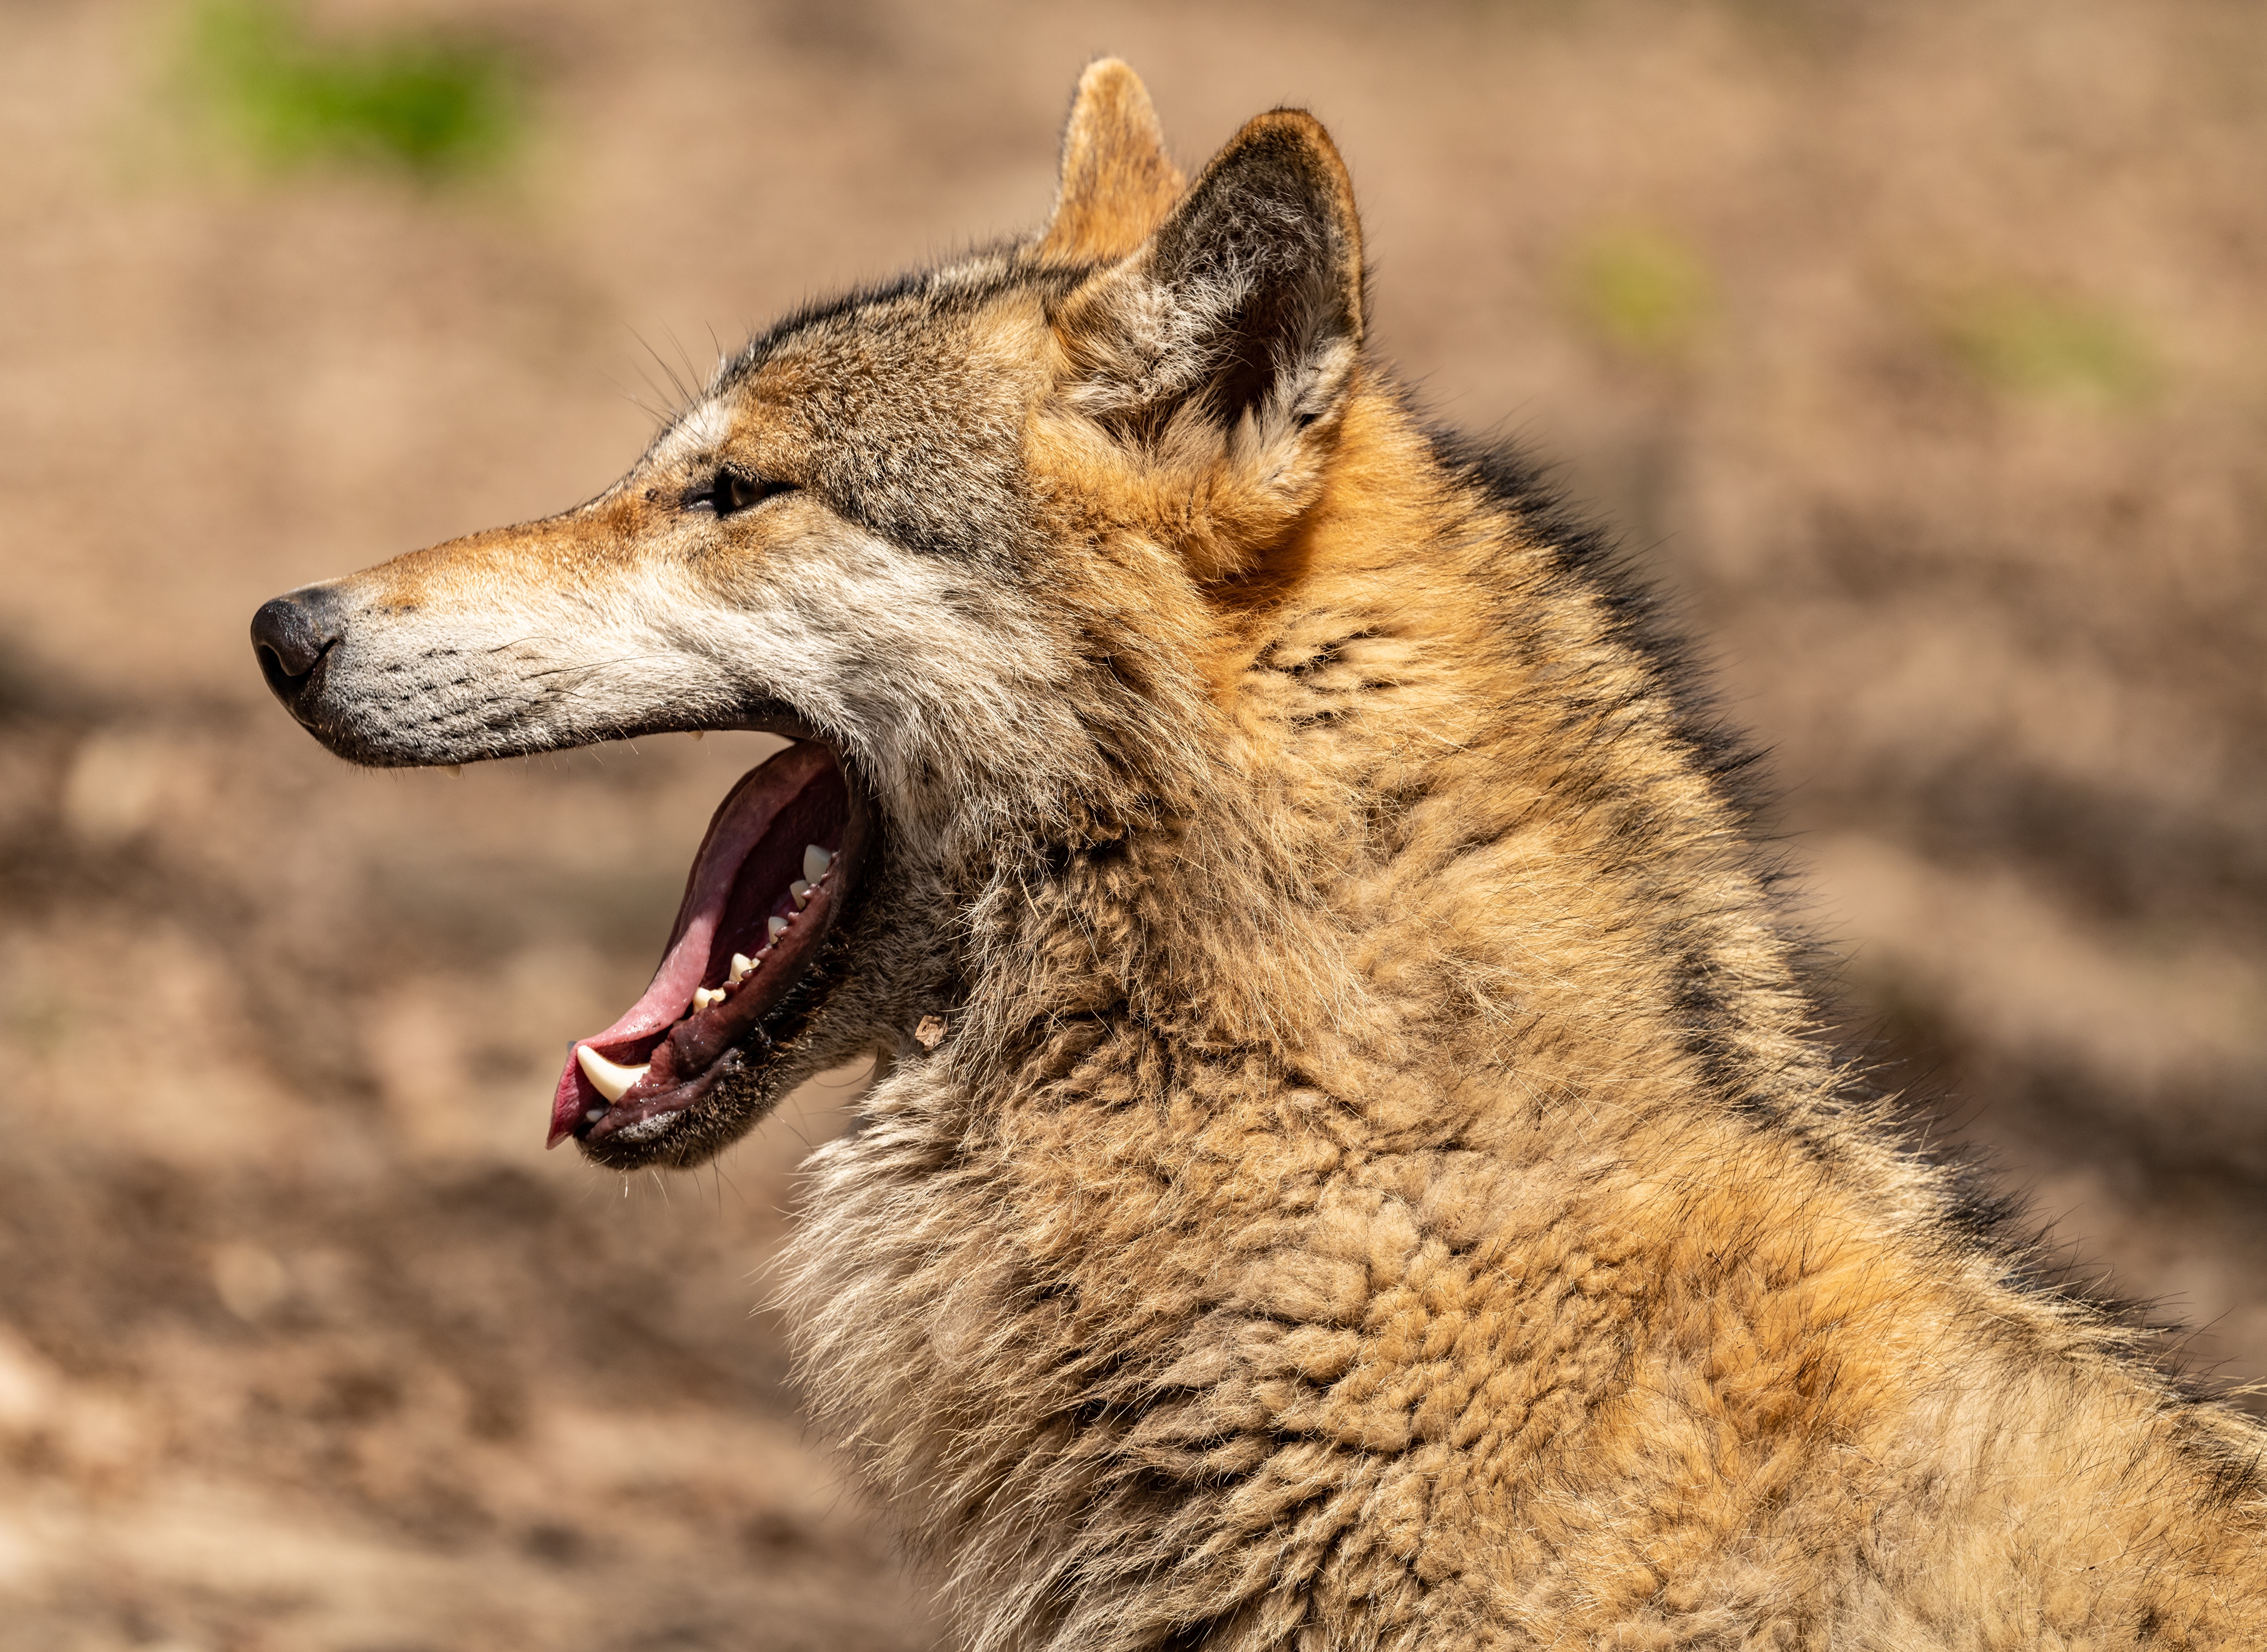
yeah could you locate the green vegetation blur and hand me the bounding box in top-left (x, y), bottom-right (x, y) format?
top-left (1566, 224), bottom-right (1716, 364)
top-left (1563, 219), bottom-right (2156, 411)
top-left (1941, 286), bottom-right (2159, 409)
top-left (179, 0), bottom-right (523, 180)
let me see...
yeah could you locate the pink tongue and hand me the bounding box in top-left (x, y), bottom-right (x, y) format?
top-left (546, 741), bottom-right (835, 1146)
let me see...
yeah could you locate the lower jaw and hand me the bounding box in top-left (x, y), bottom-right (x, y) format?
top-left (577, 1056), bottom-right (768, 1169)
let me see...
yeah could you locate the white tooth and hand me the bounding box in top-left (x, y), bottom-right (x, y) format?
top-left (729, 953), bottom-right (755, 983)
top-left (584, 1107), bottom-right (605, 1122)
top-left (575, 1044), bottom-right (650, 1104)
top-left (803, 845), bottom-right (831, 882)
top-left (693, 987), bottom-right (723, 1011)
top-left (790, 880), bottom-right (812, 908)
top-left (768, 915), bottom-right (789, 941)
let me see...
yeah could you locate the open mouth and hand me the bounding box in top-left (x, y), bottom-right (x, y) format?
top-left (549, 740), bottom-right (871, 1153)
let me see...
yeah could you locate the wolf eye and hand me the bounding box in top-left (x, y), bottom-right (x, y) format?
top-left (689, 469), bottom-right (793, 517)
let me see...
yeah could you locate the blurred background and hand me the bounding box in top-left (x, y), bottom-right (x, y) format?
top-left (1, 1), bottom-right (2262, 1646)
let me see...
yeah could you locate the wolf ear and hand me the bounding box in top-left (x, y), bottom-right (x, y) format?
top-left (1039, 60), bottom-right (1184, 264)
top-left (1058, 108), bottom-right (1365, 456)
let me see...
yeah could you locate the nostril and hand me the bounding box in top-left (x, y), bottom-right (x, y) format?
top-left (250, 593), bottom-right (340, 699)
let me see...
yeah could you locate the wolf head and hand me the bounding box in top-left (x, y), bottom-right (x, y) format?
top-left (250, 63), bottom-right (1370, 1169)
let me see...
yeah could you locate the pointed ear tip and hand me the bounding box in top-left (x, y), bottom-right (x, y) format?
top-left (1207, 108), bottom-right (1356, 205)
top-left (1074, 57), bottom-right (1151, 104)
top-left (1241, 107), bottom-right (1341, 156)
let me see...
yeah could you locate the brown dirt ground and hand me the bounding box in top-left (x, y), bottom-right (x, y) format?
top-left (2, 1), bottom-right (2263, 1647)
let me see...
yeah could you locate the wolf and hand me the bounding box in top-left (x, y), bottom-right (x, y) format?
top-left (251, 59), bottom-right (2264, 1652)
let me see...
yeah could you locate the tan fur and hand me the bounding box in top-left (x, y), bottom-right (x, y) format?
top-left (256, 62), bottom-right (2267, 1651)
top-left (789, 361), bottom-right (2267, 1647)
top-left (1040, 60), bottom-right (1187, 263)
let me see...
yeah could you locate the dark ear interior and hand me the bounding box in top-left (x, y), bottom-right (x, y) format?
top-left (1145, 114), bottom-right (1362, 428)
top-left (1062, 108), bottom-right (1364, 443)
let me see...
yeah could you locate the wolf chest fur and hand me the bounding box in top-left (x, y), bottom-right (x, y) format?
top-left (251, 60), bottom-right (2267, 1652)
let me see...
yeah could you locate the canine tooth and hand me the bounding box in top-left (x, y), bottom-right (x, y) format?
top-left (730, 953), bottom-right (755, 984)
top-left (575, 1044), bottom-right (650, 1103)
top-left (688, 731), bottom-right (704, 741)
top-left (790, 880), bottom-right (812, 908)
top-left (803, 845), bottom-right (831, 882)
top-left (693, 986), bottom-right (723, 1011)
top-left (768, 915), bottom-right (789, 941)
top-left (584, 1107), bottom-right (604, 1122)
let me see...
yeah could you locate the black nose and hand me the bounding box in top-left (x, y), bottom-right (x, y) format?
top-left (251, 588), bottom-right (342, 701)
